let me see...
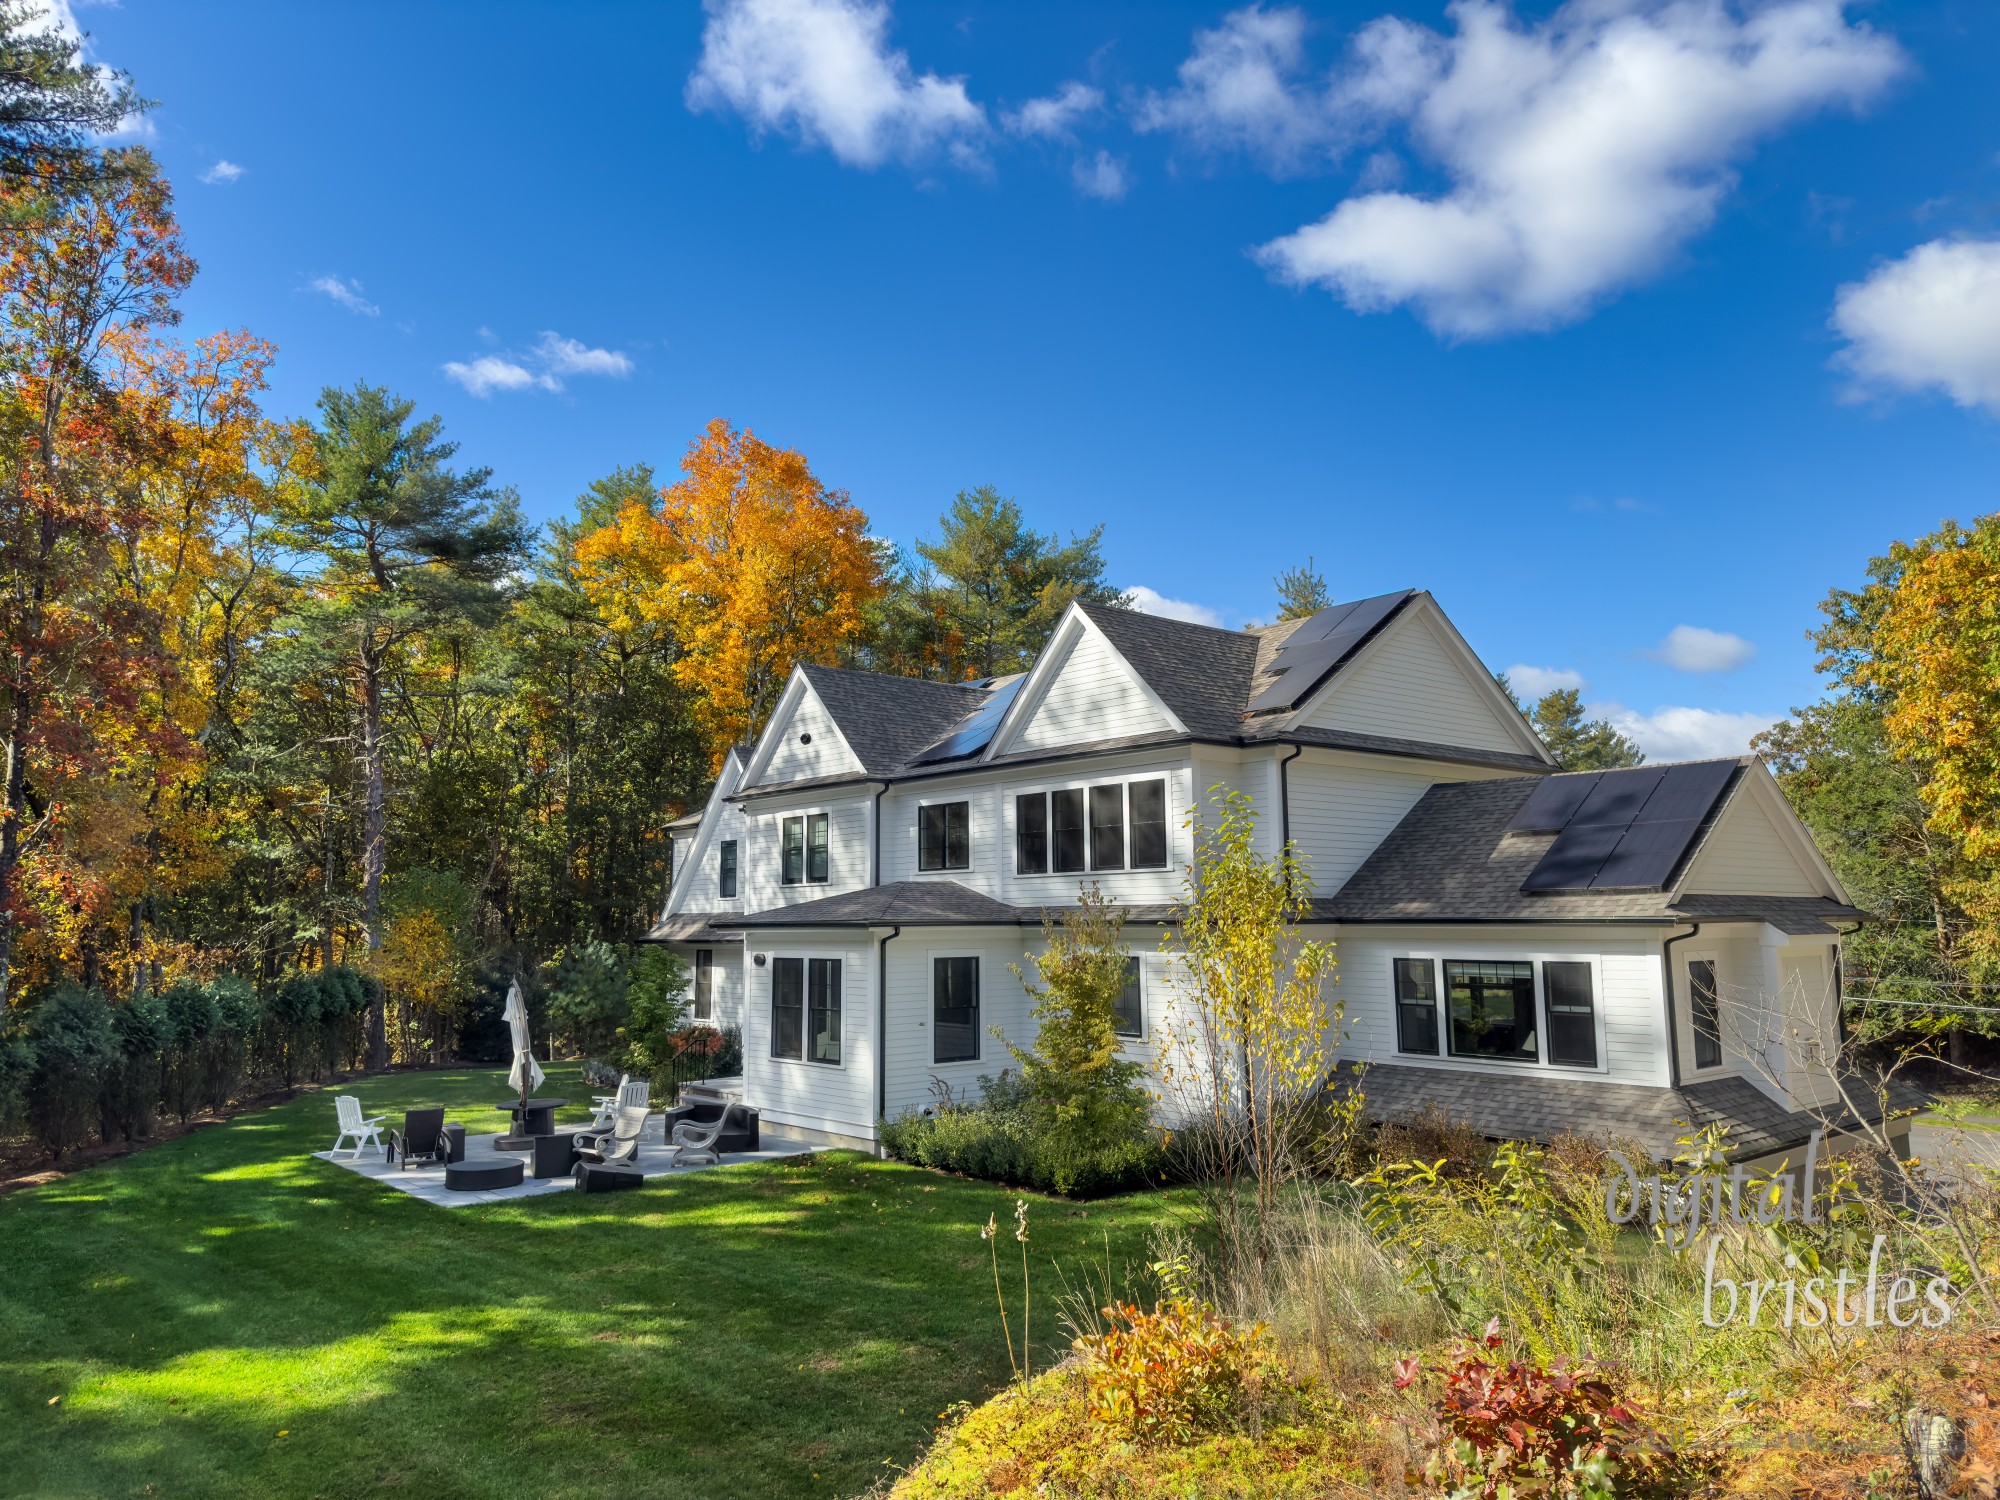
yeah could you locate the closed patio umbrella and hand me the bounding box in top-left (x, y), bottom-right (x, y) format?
top-left (504, 979), bottom-right (544, 1106)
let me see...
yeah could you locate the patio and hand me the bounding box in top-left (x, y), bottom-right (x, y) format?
top-left (314, 1127), bottom-right (821, 1207)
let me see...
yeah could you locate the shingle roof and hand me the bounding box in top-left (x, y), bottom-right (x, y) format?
top-left (796, 667), bottom-right (991, 776)
top-left (1350, 1063), bottom-right (1925, 1160)
top-left (644, 912), bottom-right (736, 942)
top-left (1323, 771), bottom-right (1863, 926)
top-left (730, 881), bottom-right (1180, 929)
top-left (1076, 602), bottom-right (1262, 740)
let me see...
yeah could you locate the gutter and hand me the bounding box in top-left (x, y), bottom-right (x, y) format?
top-left (1660, 922), bottom-right (1701, 1090)
top-left (876, 924), bottom-right (901, 1146)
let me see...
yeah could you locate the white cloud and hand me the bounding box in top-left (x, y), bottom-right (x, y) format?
top-left (307, 275), bottom-right (379, 316)
top-left (442, 331), bottom-right (634, 398)
top-left (1832, 237), bottom-right (2000, 414)
top-left (32, 0), bottom-right (153, 140)
top-left (200, 159), bottom-right (243, 185)
top-left (1598, 703), bottom-right (1775, 760)
top-left (1653, 625), bottom-right (1756, 673)
top-left (1072, 150), bottom-right (1128, 201)
top-left (1135, 5), bottom-right (1338, 173)
top-left (686, 0), bottom-right (986, 168)
top-left (1004, 81), bottom-right (1102, 140)
top-left (1256, 0), bottom-right (1902, 336)
top-left (1125, 585), bottom-right (1224, 628)
top-left (1504, 664), bottom-right (1585, 697)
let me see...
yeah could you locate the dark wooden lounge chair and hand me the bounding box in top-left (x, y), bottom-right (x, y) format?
top-left (386, 1107), bottom-right (448, 1170)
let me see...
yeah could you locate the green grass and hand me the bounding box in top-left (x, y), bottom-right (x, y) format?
top-left (0, 1065), bottom-right (1182, 1499)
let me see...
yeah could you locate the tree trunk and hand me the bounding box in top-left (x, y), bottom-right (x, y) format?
top-left (360, 635), bottom-right (389, 1070)
top-left (0, 677), bottom-right (32, 1007)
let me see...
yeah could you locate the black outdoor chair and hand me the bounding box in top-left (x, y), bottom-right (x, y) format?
top-left (386, 1107), bottom-right (448, 1170)
top-left (661, 1101), bottom-right (759, 1156)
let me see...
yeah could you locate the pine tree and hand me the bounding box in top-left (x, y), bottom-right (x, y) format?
top-left (1273, 557), bottom-right (1333, 620)
top-left (1531, 688), bottom-right (1645, 771)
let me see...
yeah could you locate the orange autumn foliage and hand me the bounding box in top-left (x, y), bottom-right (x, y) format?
top-left (575, 418), bottom-right (883, 767)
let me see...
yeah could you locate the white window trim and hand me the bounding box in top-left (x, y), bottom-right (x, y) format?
top-left (777, 808), bottom-right (834, 888)
top-left (915, 797), bottom-right (974, 875)
top-left (1389, 950), bottom-right (1610, 1076)
top-left (766, 951), bottom-right (846, 1069)
top-left (1683, 949), bottom-right (1726, 1074)
top-left (1009, 775), bottom-right (1174, 880)
top-left (926, 948), bottom-right (985, 1067)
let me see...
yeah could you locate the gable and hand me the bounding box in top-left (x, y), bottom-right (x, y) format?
top-left (1297, 607), bottom-right (1534, 756)
top-left (1010, 626), bottom-right (1177, 753)
top-left (757, 685), bottom-right (865, 785)
top-left (1677, 786), bottom-right (1827, 898)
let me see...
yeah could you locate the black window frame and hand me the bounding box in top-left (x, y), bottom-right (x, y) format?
top-left (1689, 958), bottom-right (1723, 1070)
top-left (1128, 779), bottom-right (1168, 870)
top-left (918, 801), bottom-right (971, 873)
top-left (693, 948), bottom-right (714, 1022)
top-left (781, 817), bottom-right (804, 886)
top-left (933, 956), bottom-right (980, 1064)
top-left (806, 957), bottom-right (841, 1065)
top-left (1444, 959), bottom-right (1539, 1063)
top-left (771, 956), bottom-right (804, 1058)
top-left (1112, 957), bottom-right (1143, 1038)
top-left (1051, 788), bottom-right (1086, 874)
top-left (1088, 783), bottom-right (1125, 871)
top-left (806, 812), bottom-right (829, 884)
top-left (718, 839), bottom-right (738, 899)
top-left (1015, 792), bottom-right (1049, 875)
top-left (1543, 960), bottom-right (1598, 1069)
top-left (1393, 957), bottom-right (1439, 1056)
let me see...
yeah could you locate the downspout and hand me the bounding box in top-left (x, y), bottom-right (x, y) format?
top-left (871, 781), bottom-right (889, 887)
top-left (1277, 745), bottom-right (1305, 894)
top-left (876, 925), bottom-right (901, 1151)
top-left (1661, 922), bottom-right (1702, 1090)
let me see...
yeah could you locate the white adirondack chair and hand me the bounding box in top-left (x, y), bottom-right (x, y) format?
top-left (575, 1104), bottom-right (651, 1167)
top-left (588, 1077), bottom-right (649, 1133)
top-left (331, 1095), bottom-right (386, 1159)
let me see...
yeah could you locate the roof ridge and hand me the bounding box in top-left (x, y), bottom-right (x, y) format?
top-left (1079, 598), bottom-right (1249, 640)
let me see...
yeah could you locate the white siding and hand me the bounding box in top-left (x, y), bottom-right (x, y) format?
top-left (882, 929), bottom-right (1035, 1120)
top-left (671, 939), bottom-right (744, 1030)
top-left (673, 798), bottom-right (751, 916)
top-left (1013, 628), bottom-right (1173, 752)
top-left (760, 689), bottom-right (864, 784)
top-left (741, 931), bottom-right (876, 1141)
top-left (1679, 793), bottom-right (1822, 896)
top-left (1301, 610), bottom-right (1525, 755)
top-left (740, 794), bottom-right (872, 910)
top-left (1287, 752), bottom-right (1492, 896)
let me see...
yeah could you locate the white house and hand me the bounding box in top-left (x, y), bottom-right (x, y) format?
top-left (649, 590), bottom-right (1915, 1166)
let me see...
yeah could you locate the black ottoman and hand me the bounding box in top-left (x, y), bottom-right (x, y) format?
top-left (445, 1158), bottom-right (524, 1192)
top-left (572, 1162), bottom-right (644, 1194)
top-left (531, 1131), bottom-right (578, 1179)
top-left (442, 1123), bottom-right (467, 1164)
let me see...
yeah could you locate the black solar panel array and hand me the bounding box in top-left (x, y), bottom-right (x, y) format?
top-left (1515, 760), bottom-right (1740, 893)
top-left (908, 675), bottom-right (1025, 765)
top-left (1245, 589), bottom-right (1413, 714)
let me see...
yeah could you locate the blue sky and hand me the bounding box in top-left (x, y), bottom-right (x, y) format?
top-left (65, 0), bottom-right (2000, 758)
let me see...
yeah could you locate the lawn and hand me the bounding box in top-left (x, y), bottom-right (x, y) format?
top-left (0, 1066), bottom-right (1182, 1500)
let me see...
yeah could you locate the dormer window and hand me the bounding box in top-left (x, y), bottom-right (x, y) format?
top-left (918, 801), bottom-right (970, 872)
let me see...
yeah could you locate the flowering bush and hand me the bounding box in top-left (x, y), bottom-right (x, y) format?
top-left (1394, 1320), bottom-right (1658, 1499)
top-left (1080, 1295), bottom-right (1270, 1445)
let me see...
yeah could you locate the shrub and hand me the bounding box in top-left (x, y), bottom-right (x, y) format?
top-left (24, 985), bottom-right (118, 1159)
top-left (1080, 1294), bottom-right (1274, 1445)
top-left (542, 939), bottom-right (628, 1059)
top-left (1396, 1321), bottom-right (1661, 1500)
top-left (100, 994), bottom-right (171, 1142)
top-left (203, 975), bottom-right (260, 1109)
top-left (159, 982), bottom-right (218, 1122)
top-left (0, 1028), bottom-right (32, 1131)
top-left (881, 1076), bottom-right (1165, 1198)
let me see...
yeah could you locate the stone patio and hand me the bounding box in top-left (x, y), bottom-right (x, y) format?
top-left (313, 1126), bottom-right (820, 1208)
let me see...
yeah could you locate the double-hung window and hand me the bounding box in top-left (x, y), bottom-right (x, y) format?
top-left (718, 840), bottom-right (738, 899)
top-left (933, 956), bottom-right (980, 1063)
top-left (1128, 780), bottom-right (1168, 869)
top-left (771, 957), bottom-right (841, 1064)
top-left (918, 801), bottom-right (970, 872)
top-left (1089, 785), bottom-right (1125, 871)
top-left (1543, 961), bottom-right (1597, 1068)
top-left (781, 814), bottom-right (829, 885)
top-left (1051, 789), bottom-right (1087, 873)
top-left (1015, 780), bottom-right (1169, 876)
top-left (1444, 960), bottom-right (1538, 1062)
top-left (1015, 793), bottom-right (1049, 874)
top-left (1393, 958), bottom-right (1439, 1055)
top-left (1688, 958), bottom-right (1723, 1069)
top-left (693, 948), bottom-right (714, 1022)
top-left (1112, 957), bottom-right (1143, 1038)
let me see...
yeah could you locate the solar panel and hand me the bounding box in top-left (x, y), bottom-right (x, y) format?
top-left (1244, 589), bottom-right (1413, 714)
top-left (1516, 760), bottom-right (1741, 893)
top-left (908, 675), bottom-right (1024, 765)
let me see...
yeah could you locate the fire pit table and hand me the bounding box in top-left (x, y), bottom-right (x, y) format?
top-left (494, 1097), bottom-right (569, 1151)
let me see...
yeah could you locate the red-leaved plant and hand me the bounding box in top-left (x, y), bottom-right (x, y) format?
top-left (1393, 1319), bottom-right (1660, 1499)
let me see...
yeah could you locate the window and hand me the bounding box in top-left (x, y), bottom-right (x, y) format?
top-left (934, 956), bottom-right (980, 1063)
top-left (1016, 793), bottom-right (1048, 874)
top-left (718, 840), bottom-right (738, 899)
top-left (1112, 957), bottom-right (1143, 1037)
top-left (1393, 958), bottom-right (1439, 1055)
top-left (781, 818), bottom-right (804, 885)
top-left (1445, 960), bottom-right (1538, 1062)
top-left (1052, 788), bottom-right (1086, 873)
top-left (693, 949), bottom-right (714, 1022)
top-left (919, 801), bottom-right (970, 872)
top-left (806, 812), bottom-right (829, 883)
top-left (1089, 784), bottom-right (1125, 871)
top-left (771, 957), bottom-right (804, 1057)
top-left (1543, 961), bottom-right (1597, 1068)
top-left (807, 958), bottom-right (841, 1064)
top-left (1689, 958), bottom-right (1722, 1069)
top-left (1129, 779), bottom-right (1168, 870)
